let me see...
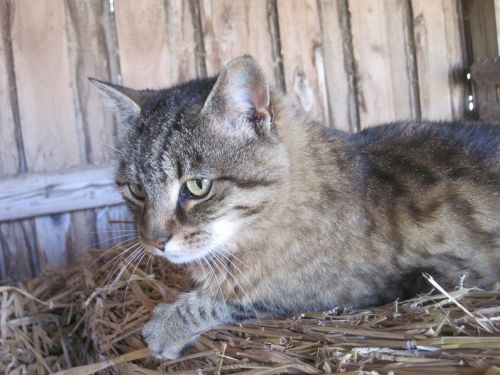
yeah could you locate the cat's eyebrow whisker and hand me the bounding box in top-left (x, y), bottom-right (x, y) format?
top-left (211, 252), bottom-right (261, 323)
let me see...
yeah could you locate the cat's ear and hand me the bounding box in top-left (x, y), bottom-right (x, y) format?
top-left (89, 78), bottom-right (142, 123)
top-left (201, 55), bottom-right (273, 135)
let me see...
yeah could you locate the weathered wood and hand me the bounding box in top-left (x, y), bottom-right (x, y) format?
top-left (95, 204), bottom-right (136, 250)
top-left (0, 1), bottom-right (22, 175)
top-left (277, 0), bottom-right (329, 123)
top-left (479, 102), bottom-right (500, 122)
top-left (200, 0), bottom-right (277, 82)
top-left (318, 0), bottom-right (354, 132)
top-left (350, 0), bottom-right (413, 128)
top-left (10, 0), bottom-right (81, 172)
top-left (413, 0), bottom-right (465, 120)
top-left (67, 209), bottom-right (97, 262)
top-left (496, 0), bottom-right (500, 53)
top-left (0, 166), bottom-right (121, 221)
top-left (471, 57), bottom-right (500, 84)
top-left (0, 220), bottom-right (39, 280)
top-left (115, 0), bottom-right (197, 88)
top-left (462, 0), bottom-right (499, 120)
top-left (65, 0), bottom-right (117, 164)
top-left (34, 213), bottom-right (71, 270)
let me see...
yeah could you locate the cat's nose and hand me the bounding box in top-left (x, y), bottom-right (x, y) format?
top-left (144, 234), bottom-right (172, 251)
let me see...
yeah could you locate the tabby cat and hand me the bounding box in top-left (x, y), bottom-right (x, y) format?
top-left (92, 56), bottom-right (500, 359)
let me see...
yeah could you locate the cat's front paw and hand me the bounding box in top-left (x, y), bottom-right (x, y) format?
top-left (143, 303), bottom-right (186, 360)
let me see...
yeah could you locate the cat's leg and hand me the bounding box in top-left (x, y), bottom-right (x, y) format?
top-left (143, 290), bottom-right (271, 359)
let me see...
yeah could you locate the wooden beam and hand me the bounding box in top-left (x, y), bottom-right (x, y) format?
top-left (0, 166), bottom-right (122, 221)
top-left (471, 56), bottom-right (500, 84)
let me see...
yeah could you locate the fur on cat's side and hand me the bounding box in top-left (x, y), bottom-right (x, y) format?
top-left (92, 55), bottom-right (500, 359)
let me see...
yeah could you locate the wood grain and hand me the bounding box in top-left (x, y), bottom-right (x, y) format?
top-left (318, 0), bottom-right (356, 131)
top-left (277, 0), bottom-right (329, 123)
top-left (95, 204), bottom-right (136, 250)
top-left (462, 0), bottom-right (499, 120)
top-left (115, 0), bottom-right (198, 88)
top-left (0, 220), bottom-right (39, 280)
top-left (350, 0), bottom-right (413, 128)
top-left (413, 0), bottom-right (465, 119)
top-left (0, 166), bottom-right (121, 221)
top-left (0, 1), bottom-right (21, 175)
top-left (200, 0), bottom-right (277, 82)
top-left (65, 0), bottom-right (117, 164)
top-left (10, 0), bottom-right (81, 172)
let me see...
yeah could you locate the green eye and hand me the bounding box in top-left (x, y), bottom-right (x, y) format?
top-left (128, 183), bottom-right (145, 200)
top-left (185, 178), bottom-right (212, 198)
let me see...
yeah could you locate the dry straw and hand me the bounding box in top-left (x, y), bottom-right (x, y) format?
top-left (1, 246), bottom-right (499, 374)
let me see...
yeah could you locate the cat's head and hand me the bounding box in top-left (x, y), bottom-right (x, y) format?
top-left (92, 56), bottom-right (289, 264)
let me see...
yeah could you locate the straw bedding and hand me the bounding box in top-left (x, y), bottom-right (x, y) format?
top-left (1, 246), bottom-right (499, 375)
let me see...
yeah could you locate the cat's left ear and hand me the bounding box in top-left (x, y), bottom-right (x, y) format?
top-left (89, 78), bottom-right (143, 124)
top-left (201, 55), bottom-right (273, 136)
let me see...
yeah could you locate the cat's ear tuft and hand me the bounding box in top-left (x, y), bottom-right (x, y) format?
top-left (201, 56), bottom-right (273, 135)
top-left (89, 78), bottom-right (142, 122)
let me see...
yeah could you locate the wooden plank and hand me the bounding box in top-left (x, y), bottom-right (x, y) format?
top-left (479, 102), bottom-right (500, 122)
top-left (200, 0), bottom-right (277, 82)
top-left (115, 0), bottom-right (198, 88)
top-left (277, 0), bottom-right (329, 123)
top-left (496, 0), bottom-right (500, 53)
top-left (34, 214), bottom-right (71, 269)
top-left (462, 0), bottom-right (499, 120)
top-left (413, 0), bottom-right (465, 120)
top-left (0, 165), bottom-right (121, 221)
top-left (67, 209), bottom-right (97, 262)
top-left (10, 0), bottom-right (81, 172)
top-left (95, 204), bottom-right (136, 250)
top-left (471, 57), bottom-right (500, 84)
top-left (0, 1), bottom-right (21, 175)
top-left (317, 0), bottom-right (353, 131)
top-left (0, 220), bottom-right (39, 280)
top-left (65, 0), bottom-right (117, 164)
top-left (350, 0), bottom-right (413, 128)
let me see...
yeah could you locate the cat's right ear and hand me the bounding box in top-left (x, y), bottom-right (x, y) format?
top-left (89, 78), bottom-right (142, 124)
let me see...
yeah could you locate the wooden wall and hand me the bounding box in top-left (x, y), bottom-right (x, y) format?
top-left (0, 0), bottom-right (493, 281)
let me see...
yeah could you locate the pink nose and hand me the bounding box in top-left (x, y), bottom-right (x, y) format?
top-left (144, 235), bottom-right (171, 250)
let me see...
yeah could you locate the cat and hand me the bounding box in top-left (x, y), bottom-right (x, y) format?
top-left (92, 55), bottom-right (500, 359)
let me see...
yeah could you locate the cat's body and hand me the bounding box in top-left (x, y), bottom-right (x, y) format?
top-left (93, 56), bottom-right (500, 359)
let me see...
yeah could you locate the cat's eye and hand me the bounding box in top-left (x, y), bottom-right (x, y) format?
top-left (128, 183), bottom-right (146, 201)
top-left (185, 178), bottom-right (212, 198)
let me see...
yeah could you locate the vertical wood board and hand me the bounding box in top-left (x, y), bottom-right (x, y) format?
top-left (0, 1), bottom-right (20, 175)
top-left (11, 0), bottom-right (81, 172)
top-left (115, 0), bottom-right (197, 88)
top-left (318, 0), bottom-right (355, 131)
top-left (277, 0), bottom-right (329, 123)
top-left (350, 0), bottom-right (413, 128)
top-left (65, 0), bottom-right (117, 165)
top-left (413, 0), bottom-right (465, 119)
top-left (200, 0), bottom-right (277, 82)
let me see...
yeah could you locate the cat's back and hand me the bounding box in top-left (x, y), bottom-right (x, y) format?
top-left (350, 120), bottom-right (500, 188)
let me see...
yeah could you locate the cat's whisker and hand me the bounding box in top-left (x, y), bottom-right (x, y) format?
top-left (104, 243), bottom-right (143, 288)
top-left (89, 238), bottom-right (139, 269)
top-left (211, 252), bottom-right (261, 323)
top-left (215, 249), bottom-right (276, 326)
top-left (108, 247), bottom-right (144, 290)
top-left (202, 257), bottom-right (227, 309)
top-left (205, 255), bottom-right (231, 318)
top-left (96, 239), bottom-right (140, 273)
top-left (124, 247), bottom-right (147, 299)
top-left (145, 252), bottom-right (154, 274)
